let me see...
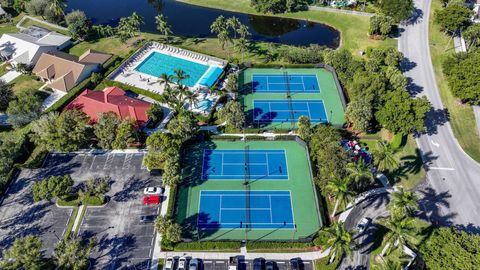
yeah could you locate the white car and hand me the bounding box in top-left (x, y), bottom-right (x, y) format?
top-left (356, 217), bottom-right (370, 234)
top-left (165, 256), bottom-right (175, 270)
top-left (143, 187), bottom-right (162, 195)
top-left (178, 257), bottom-right (187, 270)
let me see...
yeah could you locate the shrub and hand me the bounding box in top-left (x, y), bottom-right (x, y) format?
top-left (246, 241), bottom-right (313, 251)
top-left (173, 241), bottom-right (240, 251)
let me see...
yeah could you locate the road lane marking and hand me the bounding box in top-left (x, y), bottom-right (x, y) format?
top-left (430, 140), bottom-right (440, 147)
top-left (429, 167), bottom-right (455, 171)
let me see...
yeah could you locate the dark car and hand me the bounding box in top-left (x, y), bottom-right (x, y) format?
top-left (265, 261), bottom-right (275, 270)
top-left (253, 258), bottom-right (265, 270)
top-left (140, 215), bottom-right (156, 223)
top-left (290, 258), bottom-right (302, 270)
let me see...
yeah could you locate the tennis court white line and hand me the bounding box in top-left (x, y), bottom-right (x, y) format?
top-left (222, 162), bottom-right (269, 165)
top-left (198, 222), bottom-right (295, 225)
top-left (269, 196), bottom-right (273, 223)
top-left (220, 208), bottom-right (272, 210)
top-left (201, 194), bottom-right (291, 197)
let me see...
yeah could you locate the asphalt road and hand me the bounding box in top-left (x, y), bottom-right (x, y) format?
top-left (337, 193), bottom-right (390, 269)
top-left (398, 0), bottom-right (480, 229)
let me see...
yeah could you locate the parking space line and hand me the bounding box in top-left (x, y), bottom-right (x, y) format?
top-left (103, 154), bottom-right (114, 170)
top-left (123, 154), bottom-right (133, 170)
top-left (89, 155), bottom-right (97, 170)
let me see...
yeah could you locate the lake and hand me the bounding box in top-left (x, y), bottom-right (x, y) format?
top-left (66, 0), bottom-right (340, 48)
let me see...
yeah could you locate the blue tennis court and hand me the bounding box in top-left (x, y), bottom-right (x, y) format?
top-left (252, 74), bottom-right (320, 93)
top-left (253, 100), bottom-right (328, 123)
top-left (202, 150), bottom-right (288, 180)
top-left (197, 190), bottom-right (295, 229)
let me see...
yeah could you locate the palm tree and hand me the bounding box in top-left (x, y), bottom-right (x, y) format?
top-left (50, 0), bottom-right (66, 17)
top-left (324, 222), bottom-right (354, 264)
top-left (161, 85), bottom-right (182, 112)
top-left (218, 29), bottom-right (232, 57)
top-left (176, 84), bottom-right (191, 103)
top-left (237, 24), bottom-right (250, 39)
top-left (377, 215), bottom-right (417, 257)
top-left (388, 187), bottom-right (419, 217)
top-left (326, 175), bottom-right (355, 218)
top-left (184, 90), bottom-right (199, 109)
top-left (227, 17), bottom-right (241, 39)
top-left (158, 73), bottom-right (174, 88)
top-left (346, 161), bottom-right (374, 190)
top-left (155, 14), bottom-right (173, 43)
top-left (381, 259), bottom-right (403, 270)
top-left (235, 37), bottom-right (249, 63)
top-left (373, 140), bottom-right (399, 171)
top-left (210, 15), bottom-right (227, 35)
top-left (173, 69), bottom-right (190, 85)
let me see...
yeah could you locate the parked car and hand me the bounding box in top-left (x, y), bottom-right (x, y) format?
top-left (228, 256), bottom-right (238, 270)
top-left (356, 217), bottom-right (371, 234)
top-left (253, 258), bottom-right (265, 270)
top-left (189, 258), bottom-right (200, 270)
top-left (143, 195), bottom-right (160, 205)
top-left (178, 256), bottom-right (187, 270)
top-left (144, 187), bottom-right (163, 195)
top-left (139, 215), bottom-right (156, 223)
top-left (165, 256), bottom-right (175, 270)
top-left (290, 258), bottom-right (301, 270)
top-left (265, 261), bottom-right (275, 270)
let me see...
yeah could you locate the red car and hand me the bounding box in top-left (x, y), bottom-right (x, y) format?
top-left (143, 195), bottom-right (160, 205)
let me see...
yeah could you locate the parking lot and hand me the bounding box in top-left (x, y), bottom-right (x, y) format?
top-left (0, 151), bottom-right (160, 270)
top-left (166, 258), bottom-right (314, 270)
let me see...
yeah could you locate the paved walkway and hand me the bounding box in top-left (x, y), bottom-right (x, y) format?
top-left (0, 70), bottom-right (21, 83)
top-left (308, 5), bottom-right (374, 17)
top-left (41, 88), bottom-right (66, 111)
top-left (473, 105), bottom-right (480, 141)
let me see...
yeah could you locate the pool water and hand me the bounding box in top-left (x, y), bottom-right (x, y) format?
top-left (135, 51), bottom-right (209, 87)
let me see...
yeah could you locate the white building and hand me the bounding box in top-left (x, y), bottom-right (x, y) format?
top-left (0, 26), bottom-right (71, 66)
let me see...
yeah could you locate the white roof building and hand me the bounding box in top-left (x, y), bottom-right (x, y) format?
top-left (0, 26), bottom-right (71, 66)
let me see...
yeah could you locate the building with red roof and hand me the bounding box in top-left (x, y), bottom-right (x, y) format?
top-left (65, 86), bottom-right (152, 127)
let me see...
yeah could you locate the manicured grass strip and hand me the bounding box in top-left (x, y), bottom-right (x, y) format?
top-left (157, 259), bottom-right (165, 270)
top-left (314, 253), bottom-right (342, 270)
top-left (63, 207), bottom-right (79, 240)
top-left (429, 0), bottom-right (480, 162)
top-left (173, 241), bottom-right (240, 251)
top-left (246, 241), bottom-right (314, 253)
top-left (73, 206), bottom-right (87, 236)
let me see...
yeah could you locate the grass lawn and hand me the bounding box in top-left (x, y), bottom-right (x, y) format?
top-left (18, 17), bottom-right (70, 36)
top-left (177, 0), bottom-right (396, 54)
top-left (429, 0), bottom-right (480, 162)
top-left (369, 218), bottom-right (431, 269)
top-left (9, 74), bottom-right (44, 93)
top-left (0, 13), bottom-right (24, 36)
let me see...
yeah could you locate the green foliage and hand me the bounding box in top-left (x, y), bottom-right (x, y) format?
top-left (65, 10), bottom-right (90, 40)
top-left (463, 24), bottom-right (480, 51)
top-left (45, 77), bottom-right (93, 113)
top-left (94, 112), bottom-right (120, 149)
top-left (0, 78), bottom-right (13, 111)
top-left (31, 109), bottom-right (92, 151)
top-left (246, 241), bottom-right (313, 251)
top-left (162, 152), bottom-right (181, 187)
top-left (144, 132), bottom-right (180, 170)
top-left (33, 175), bottom-right (74, 202)
top-left (217, 100), bottom-right (245, 129)
top-left (53, 237), bottom-right (96, 270)
top-left (25, 0), bottom-right (49, 17)
top-left (0, 235), bottom-right (45, 270)
top-left (313, 230), bottom-right (330, 247)
top-left (90, 72), bottom-right (103, 86)
top-left (375, 89), bottom-right (431, 135)
top-left (165, 222), bottom-right (182, 243)
top-left (442, 52), bottom-right (480, 104)
top-left (250, 0), bottom-right (310, 14)
top-left (434, 3), bottom-right (473, 34)
top-left (297, 116), bottom-right (312, 141)
top-left (167, 111), bottom-right (199, 143)
top-left (224, 73), bottom-right (238, 94)
top-left (116, 12), bottom-right (144, 41)
top-left (6, 90), bottom-right (43, 128)
top-left (112, 119), bottom-right (138, 149)
top-left (419, 227), bottom-right (480, 270)
top-left (377, 215), bottom-right (417, 256)
top-left (369, 15), bottom-right (395, 36)
top-left (278, 45), bottom-right (324, 64)
top-left (173, 241), bottom-right (241, 251)
top-left (155, 14), bottom-right (173, 43)
top-left (323, 48), bottom-right (364, 87)
top-left (102, 80), bottom-right (163, 102)
top-left (372, 140), bottom-right (399, 171)
top-left (387, 187), bottom-right (419, 217)
top-left (84, 176), bottom-right (109, 198)
top-left (147, 103), bottom-right (164, 126)
top-left (345, 97), bottom-right (373, 133)
top-left (379, 0), bottom-right (414, 23)
top-left (323, 222), bottom-right (354, 262)
top-left (326, 175), bottom-right (354, 217)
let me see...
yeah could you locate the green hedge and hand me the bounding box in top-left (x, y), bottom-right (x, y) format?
top-left (249, 63), bottom-right (317, 68)
top-left (173, 241), bottom-right (240, 251)
top-left (102, 79), bottom-right (164, 102)
top-left (246, 241), bottom-right (314, 251)
top-left (314, 252), bottom-right (341, 270)
top-left (166, 185), bottom-right (176, 218)
top-left (45, 78), bottom-right (93, 113)
top-left (209, 135), bottom-right (241, 140)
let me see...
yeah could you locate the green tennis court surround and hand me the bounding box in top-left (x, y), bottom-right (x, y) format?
top-left (240, 68), bottom-right (346, 129)
top-left (176, 140), bottom-right (322, 241)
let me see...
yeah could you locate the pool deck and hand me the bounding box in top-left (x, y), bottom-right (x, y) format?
top-left (108, 42), bottom-right (226, 95)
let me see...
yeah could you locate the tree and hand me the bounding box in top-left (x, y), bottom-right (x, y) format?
top-left (155, 14), bottom-right (173, 43)
top-left (13, 0), bottom-right (29, 13)
top-left (144, 132), bottom-right (180, 170)
top-left (375, 89), bottom-right (431, 135)
top-left (442, 52), bottom-right (480, 104)
top-left (326, 175), bottom-right (355, 218)
top-left (25, 0), bottom-right (49, 17)
top-left (166, 222), bottom-right (182, 243)
top-left (346, 161), bottom-right (374, 190)
top-left (377, 215), bottom-right (417, 256)
top-left (94, 112), bottom-right (120, 149)
top-left (53, 237), bottom-right (96, 270)
top-left (210, 16), bottom-right (231, 56)
top-left (373, 141), bottom-right (399, 171)
top-left (33, 175), bottom-right (74, 202)
top-left (147, 103), bottom-right (164, 125)
top-left (162, 153), bottom-right (181, 186)
top-left (250, 0), bottom-right (309, 14)
top-left (83, 176), bottom-right (109, 200)
top-left (31, 109), bottom-right (92, 151)
top-left (112, 119), bottom-right (137, 149)
top-left (324, 222), bottom-right (354, 264)
top-left (345, 97), bottom-right (373, 133)
top-left (388, 187), bottom-right (418, 217)
top-left (369, 15), bottom-right (395, 36)
top-left (6, 90), bottom-right (43, 128)
top-left (90, 72), bottom-right (103, 86)
top-left (379, 0), bottom-right (414, 23)
top-left (167, 111), bottom-right (198, 142)
top-left (157, 73), bottom-right (174, 88)
top-left (0, 79), bottom-right (13, 111)
top-left (217, 100), bottom-right (245, 129)
top-left (419, 227), bottom-right (480, 269)
top-left (155, 215), bottom-right (173, 234)
top-left (116, 12), bottom-right (144, 41)
top-left (0, 235), bottom-right (44, 270)
top-left (65, 10), bottom-right (90, 40)
top-left (297, 115), bottom-right (312, 141)
top-left (434, 3), bottom-right (473, 34)
top-left (235, 37), bottom-right (249, 63)
top-left (174, 69), bottom-right (190, 85)
top-left (380, 259), bottom-right (403, 270)
top-left (224, 73), bottom-right (238, 97)
top-left (49, 0), bottom-right (66, 18)
top-left (463, 24), bottom-right (480, 51)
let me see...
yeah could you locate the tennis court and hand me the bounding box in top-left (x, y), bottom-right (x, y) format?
top-left (197, 190), bottom-right (295, 229)
top-left (202, 149), bottom-right (288, 180)
top-left (253, 100), bottom-right (328, 123)
top-left (252, 74), bottom-right (320, 93)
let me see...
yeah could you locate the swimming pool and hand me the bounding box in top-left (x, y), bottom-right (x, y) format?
top-left (135, 51), bottom-right (209, 87)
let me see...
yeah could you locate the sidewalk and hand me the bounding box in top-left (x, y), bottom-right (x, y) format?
top-left (308, 6), bottom-right (374, 17)
top-left (0, 70), bottom-right (21, 83)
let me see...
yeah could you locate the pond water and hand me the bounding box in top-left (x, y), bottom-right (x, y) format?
top-left (66, 0), bottom-right (340, 48)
